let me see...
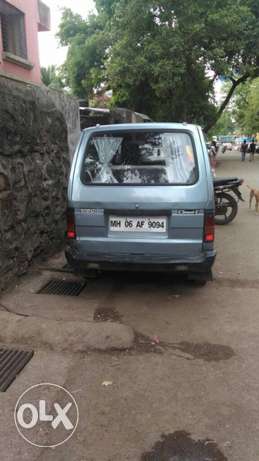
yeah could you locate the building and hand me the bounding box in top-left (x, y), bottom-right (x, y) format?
top-left (0, 0), bottom-right (50, 84)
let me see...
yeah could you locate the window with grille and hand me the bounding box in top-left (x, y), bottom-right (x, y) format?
top-left (0, 1), bottom-right (27, 60)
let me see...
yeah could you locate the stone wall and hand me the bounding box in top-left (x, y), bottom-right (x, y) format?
top-left (42, 87), bottom-right (80, 160)
top-left (0, 76), bottom-right (70, 290)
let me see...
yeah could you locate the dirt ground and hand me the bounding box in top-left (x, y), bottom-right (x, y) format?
top-left (1, 150), bottom-right (259, 461)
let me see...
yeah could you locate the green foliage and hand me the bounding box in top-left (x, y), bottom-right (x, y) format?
top-left (208, 111), bottom-right (235, 137)
top-left (58, 8), bottom-right (109, 98)
top-left (58, 9), bottom-right (88, 46)
top-left (106, 0), bottom-right (218, 125)
top-left (57, 0), bottom-right (259, 127)
top-left (41, 65), bottom-right (65, 90)
top-left (95, 0), bottom-right (118, 15)
top-left (233, 78), bottom-right (259, 134)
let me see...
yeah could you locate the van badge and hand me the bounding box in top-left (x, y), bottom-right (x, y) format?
top-left (79, 208), bottom-right (103, 215)
top-left (135, 204), bottom-right (139, 209)
top-left (174, 209), bottom-right (203, 215)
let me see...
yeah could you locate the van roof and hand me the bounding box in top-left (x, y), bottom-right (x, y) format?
top-left (83, 122), bottom-right (200, 133)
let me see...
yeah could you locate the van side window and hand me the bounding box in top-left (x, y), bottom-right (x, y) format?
top-left (81, 131), bottom-right (198, 185)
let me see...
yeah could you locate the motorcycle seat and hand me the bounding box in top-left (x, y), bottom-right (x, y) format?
top-left (213, 177), bottom-right (239, 187)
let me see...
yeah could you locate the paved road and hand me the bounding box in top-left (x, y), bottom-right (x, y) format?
top-left (214, 150), bottom-right (259, 281)
top-left (1, 150), bottom-right (259, 461)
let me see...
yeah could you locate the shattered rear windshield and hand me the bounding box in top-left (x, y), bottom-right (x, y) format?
top-left (81, 131), bottom-right (198, 185)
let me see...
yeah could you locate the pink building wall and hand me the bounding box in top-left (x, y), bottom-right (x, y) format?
top-left (0, 0), bottom-right (49, 84)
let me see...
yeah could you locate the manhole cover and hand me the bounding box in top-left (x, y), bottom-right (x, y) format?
top-left (38, 279), bottom-right (86, 296)
top-left (0, 348), bottom-right (34, 392)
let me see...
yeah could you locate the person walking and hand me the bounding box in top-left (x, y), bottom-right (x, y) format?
top-left (209, 141), bottom-right (217, 176)
top-left (249, 139), bottom-right (256, 162)
top-left (241, 140), bottom-right (248, 161)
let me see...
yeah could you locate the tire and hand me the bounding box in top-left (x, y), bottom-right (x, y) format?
top-left (215, 192), bottom-right (238, 225)
top-left (189, 279), bottom-right (207, 287)
top-left (188, 270), bottom-right (212, 286)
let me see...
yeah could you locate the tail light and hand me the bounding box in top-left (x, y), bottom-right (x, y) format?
top-left (204, 212), bottom-right (215, 243)
top-left (66, 208), bottom-right (76, 239)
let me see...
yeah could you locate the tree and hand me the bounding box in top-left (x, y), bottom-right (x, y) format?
top-left (58, 7), bottom-right (110, 98)
top-left (233, 78), bottom-right (259, 134)
top-left (106, 0), bottom-right (218, 126)
top-left (41, 65), bottom-right (65, 90)
top-left (208, 0), bottom-right (259, 131)
top-left (57, 0), bottom-right (259, 130)
top-left (209, 110), bottom-right (236, 137)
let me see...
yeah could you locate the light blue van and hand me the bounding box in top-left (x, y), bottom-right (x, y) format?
top-left (66, 123), bottom-right (216, 284)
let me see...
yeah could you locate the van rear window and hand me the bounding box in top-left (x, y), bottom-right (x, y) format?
top-left (81, 131), bottom-right (198, 185)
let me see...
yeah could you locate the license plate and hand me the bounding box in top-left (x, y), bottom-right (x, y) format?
top-left (109, 216), bottom-right (167, 233)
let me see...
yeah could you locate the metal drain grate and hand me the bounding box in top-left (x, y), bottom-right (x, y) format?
top-left (38, 279), bottom-right (86, 296)
top-left (0, 349), bottom-right (34, 392)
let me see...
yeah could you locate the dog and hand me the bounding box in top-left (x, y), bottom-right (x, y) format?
top-left (247, 185), bottom-right (259, 212)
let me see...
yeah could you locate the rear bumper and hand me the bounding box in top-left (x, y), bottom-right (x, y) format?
top-left (66, 240), bottom-right (216, 275)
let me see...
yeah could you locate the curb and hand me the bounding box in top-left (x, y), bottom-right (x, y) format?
top-left (0, 312), bottom-right (135, 352)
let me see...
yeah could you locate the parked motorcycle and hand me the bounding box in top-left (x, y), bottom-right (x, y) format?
top-left (214, 177), bottom-right (244, 225)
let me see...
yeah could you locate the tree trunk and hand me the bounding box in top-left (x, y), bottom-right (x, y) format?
top-left (205, 73), bottom-right (251, 133)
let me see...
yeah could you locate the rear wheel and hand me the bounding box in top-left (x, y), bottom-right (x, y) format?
top-left (188, 271), bottom-right (212, 287)
top-left (189, 279), bottom-right (207, 287)
top-left (215, 192), bottom-right (238, 225)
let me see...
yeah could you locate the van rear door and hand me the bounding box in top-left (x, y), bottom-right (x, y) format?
top-left (71, 127), bottom-right (209, 261)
